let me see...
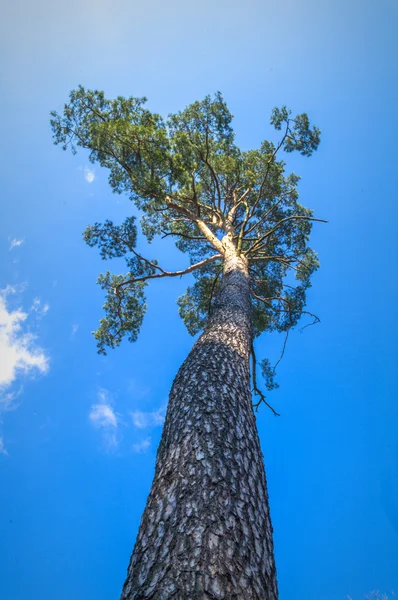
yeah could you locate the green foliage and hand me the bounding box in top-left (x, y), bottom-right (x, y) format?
top-left (83, 217), bottom-right (137, 259)
top-left (260, 358), bottom-right (280, 391)
top-left (177, 266), bottom-right (222, 336)
top-left (270, 106), bottom-right (321, 156)
top-left (94, 273), bottom-right (146, 355)
top-left (82, 217), bottom-right (158, 353)
top-left (51, 87), bottom-right (323, 392)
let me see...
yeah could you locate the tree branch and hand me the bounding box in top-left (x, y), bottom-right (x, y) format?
top-left (273, 329), bottom-right (289, 372)
top-left (207, 268), bottom-right (222, 315)
top-left (251, 342), bottom-right (280, 416)
top-left (165, 197), bottom-right (225, 254)
top-left (244, 215), bottom-right (328, 256)
top-left (160, 230), bottom-right (208, 242)
top-left (299, 313), bottom-right (320, 332)
top-left (115, 253), bottom-right (222, 289)
top-left (243, 197), bottom-right (284, 238)
top-left (251, 292), bottom-right (320, 329)
top-left (248, 119), bottom-right (291, 219)
top-left (227, 187), bottom-right (251, 223)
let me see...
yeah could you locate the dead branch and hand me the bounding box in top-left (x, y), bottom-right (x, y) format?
top-left (116, 254), bottom-right (222, 289)
top-left (251, 342), bottom-right (280, 416)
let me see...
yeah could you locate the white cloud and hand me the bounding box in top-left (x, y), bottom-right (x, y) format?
top-left (89, 392), bottom-right (165, 454)
top-left (0, 438), bottom-right (8, 456)
top-left (0, 287), bottom-right (49, 406)
top-left (9, 238), bottom-right (24, 251)
top-left (84, 167), bottom-right (95, 183)
top-left (0, 387), bottom-right (23, 412)
top-left (131, 406), bottom-right (166, 429)
top-left (89, 391), bottom-right (118, 450)
top-left (31, 298), bottom-right (49, 318)
top-left (71, 323), bottom-right (79, 337)
top-left (2, 284), bottom-right (26, 295)
top-left (89, 403), bottom-right (117, 429)
top-left (97, 387), bottom-right (111, 404)
top-left (133, 437), bottom-right (151, 453)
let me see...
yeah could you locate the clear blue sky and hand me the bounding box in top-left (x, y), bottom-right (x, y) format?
top-left (0, 1), bottom-right (397, 598)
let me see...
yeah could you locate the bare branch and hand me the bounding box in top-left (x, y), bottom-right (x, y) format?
top-left (248, 119), bottom-right (291, 219)
top-left (160, 230), bottom-right (208, 242)
top-left (227, 187), bottom-right (251, 223)
top-left (249, 255), bottom-right (299, 272)
top-left (243, 197), bottom-right (284, 238)
top-left (251, 292), bottom-right (320, 330)
top-left (116, 253), bottom-right (222, 289)
top-left (245, 215), bottom-right (328, 256)
top-left (251, 342), bottom-right (280, 416)
top-left (237, 201), bottom-right (250, 253)
top-left (273, 329), bottom-right (289, 372)
top-left (299, 313), bottom-right (320, 332)
top-left (165, 197), bottom-right (225, 254)
top-left (207, 268), bottom-right (222, 315)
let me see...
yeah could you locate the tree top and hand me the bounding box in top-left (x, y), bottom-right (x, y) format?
top-left (50, 87), bottom-right (324, 366)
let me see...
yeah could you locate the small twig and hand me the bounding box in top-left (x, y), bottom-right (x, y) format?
top-left (252, 390), bottom-right (280, 416)
top-left (299, 313), bottom-right (320, 332)
top-left (244, 216), bottom-right (328, 256)
top-left (273, 329), bottom-right (289, 372)
top-left (248, 119), bottom-right (291, 219)
top-left (251, 342), bottom-right (280, 416)
top-left (160, 230), bottom-right (207, 242)
top-left (207, 269), bottom-right (222, 315)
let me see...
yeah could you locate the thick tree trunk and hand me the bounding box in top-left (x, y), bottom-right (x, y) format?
top-left (121, 248), bottom-right (278, 600)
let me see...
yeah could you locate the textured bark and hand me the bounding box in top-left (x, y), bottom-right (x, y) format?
top-left (121, 247), bottom-right (278, 600)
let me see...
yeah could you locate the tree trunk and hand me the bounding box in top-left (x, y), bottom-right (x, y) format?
top-left (121, 249), bottom-right (278, 600)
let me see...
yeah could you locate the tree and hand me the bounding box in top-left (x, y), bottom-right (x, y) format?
top-left (51, 88), bottom-right (323, 599)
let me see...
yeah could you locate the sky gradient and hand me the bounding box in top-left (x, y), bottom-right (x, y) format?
top-left (1, 1), bottom-right (397, 599)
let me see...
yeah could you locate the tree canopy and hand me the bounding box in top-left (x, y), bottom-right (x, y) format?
top-left (51, 87), bottom-right (324, 404)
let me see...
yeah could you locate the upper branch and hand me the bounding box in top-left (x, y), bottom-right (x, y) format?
top-left (244, 216), bottom-right (328, 255)
top-left (248, 120), bottom-right (291, 220)
top-left (165, 198), bottom-right (225, 254)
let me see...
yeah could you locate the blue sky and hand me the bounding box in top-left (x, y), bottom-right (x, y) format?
top-left (0, 1), bottom-right (397, 598)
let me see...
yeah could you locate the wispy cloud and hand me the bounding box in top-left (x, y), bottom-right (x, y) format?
top-left (71, 323), bottom-right (79, 338)
top-left (89, 390), bottom-right (118, 450)
top-left (31, 298), bottom-right (49, 318)
top-left (9, 238), bottom-right (24, 251)
top-left (0, 438), bottom-right (8, 456)
top-left (0, 387), bottom-right (23, 412)
top-left (131, 406), bottom-right (166, 429)
top-left (89, 388), bottom-right (166, 455)
top-left (89, 403), bottom-right (117, 429)
top-left (97, 388), bottom-right (111, 404)
top-left (84, 167), bottom-right (95, 183)
top-left (0, 287), bottom-right (49, 409)
top-left (133, 437), bottom-right (151, 453)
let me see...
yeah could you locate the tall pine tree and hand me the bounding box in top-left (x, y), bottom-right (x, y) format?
top-left (51, 89), bottom-right (323, 599)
